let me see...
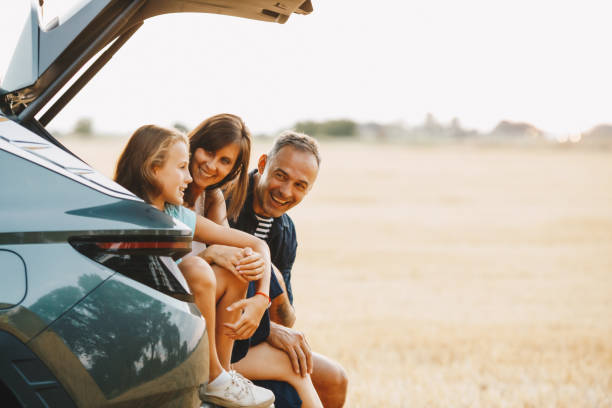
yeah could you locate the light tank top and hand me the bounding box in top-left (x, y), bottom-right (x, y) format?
top-left (185, 192), bottom-right (207, 258)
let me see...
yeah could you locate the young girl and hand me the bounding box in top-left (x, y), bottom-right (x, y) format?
top-left (114, 124), bottom-right (274, 408)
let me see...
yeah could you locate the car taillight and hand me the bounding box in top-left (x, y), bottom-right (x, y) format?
top-left (69, 236), bottom-right (194, 302)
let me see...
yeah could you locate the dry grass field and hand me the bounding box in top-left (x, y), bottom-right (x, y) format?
top-left (65, 136), bottom-right (612, 407)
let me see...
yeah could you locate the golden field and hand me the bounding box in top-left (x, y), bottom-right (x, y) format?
top-left (65, 137), bottom-right (612, 407)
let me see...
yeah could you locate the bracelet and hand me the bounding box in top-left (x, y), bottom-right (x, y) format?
top-left (254, 291), bottom-right (271, 309)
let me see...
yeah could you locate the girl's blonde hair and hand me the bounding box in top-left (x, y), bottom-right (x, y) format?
top-left (114, 124), bottom-right (189, 203)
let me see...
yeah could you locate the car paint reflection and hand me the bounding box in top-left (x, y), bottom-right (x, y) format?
top-left (42, 274), bottom-right (205, 399)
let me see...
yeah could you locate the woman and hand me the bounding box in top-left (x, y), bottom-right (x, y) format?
top-left (184, 113), bottom-right (250, 224)
top-left (183, 114), bottom-right (323, 407)
top-left (183, 113), bottom-right (257, 269)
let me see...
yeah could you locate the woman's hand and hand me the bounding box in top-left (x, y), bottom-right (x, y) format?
top-left (201, 245), bottom-right (246, 282)
top-left (203, 245), bottom-right (265, 282)
top-left (223, 295), bottom-right (269, 339)
top-left (235, 247), bottom-right (266, 281)
top-left (192, 216), bottom-right (272, 315)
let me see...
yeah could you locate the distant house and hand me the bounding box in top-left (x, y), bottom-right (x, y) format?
top-left (489, 120), bottom-right (544, 139)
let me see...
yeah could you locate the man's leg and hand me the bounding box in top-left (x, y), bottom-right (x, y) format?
top-left (311, 352), bottom-right (348, 408)
top-left (233, 342), bottom-right (323, 408)
top-left (252, 380), bottom-right (301, 408)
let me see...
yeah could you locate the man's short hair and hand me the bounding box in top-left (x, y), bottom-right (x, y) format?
top-left (269, 130), bottom-right (321, 166)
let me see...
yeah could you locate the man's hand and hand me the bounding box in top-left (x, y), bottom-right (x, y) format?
top-left (267, 322), bottom-right (313, 377)
top-left (223, 294), bottom-right (269, 340)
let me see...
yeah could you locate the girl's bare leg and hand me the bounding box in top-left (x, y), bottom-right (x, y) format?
top-left (178, 257), bottom-right (224, 381)
top-left (232, 342), bottom-right (323, 408)
top-left (212, 264), bottom-right (248, 369)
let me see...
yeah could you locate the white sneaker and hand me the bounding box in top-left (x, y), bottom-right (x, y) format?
top-left (200, 370), bottom-right (275, 408)
top-left (200, 404), bottom-right (274, 408)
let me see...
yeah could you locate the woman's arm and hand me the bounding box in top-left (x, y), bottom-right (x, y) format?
top-left (201, 245), bottom-right (263, 282)
top-left (200, 189), bottom-right (265, 280)
top-left (194, 214), bottom-right (270, 290)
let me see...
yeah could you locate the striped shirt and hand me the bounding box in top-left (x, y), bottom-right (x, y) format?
top-left (254, 214), bottom-right (274, 239)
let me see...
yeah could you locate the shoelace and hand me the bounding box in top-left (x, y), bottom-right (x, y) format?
top-left (228, 370), bottom-right (254, 399)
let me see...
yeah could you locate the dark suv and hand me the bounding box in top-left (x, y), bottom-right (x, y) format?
top-left (0, 1), bottom-right (311, 407)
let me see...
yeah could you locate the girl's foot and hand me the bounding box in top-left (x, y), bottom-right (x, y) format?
top-left (200, 370), bottom-right (275, 408)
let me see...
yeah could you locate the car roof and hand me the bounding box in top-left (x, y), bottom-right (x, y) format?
top-left (0, 0), bottom-right (312, 125)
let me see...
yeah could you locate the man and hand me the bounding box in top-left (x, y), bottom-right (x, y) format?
top-left (228, 131), bottom-right (348, 407)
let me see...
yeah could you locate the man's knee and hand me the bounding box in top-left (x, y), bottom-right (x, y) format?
top-left (312, 354), bottom-right (348, 406)
top-left (324, 360), bottom-right (348, 394)
top-left (333, 363), bottom-right (348, 393)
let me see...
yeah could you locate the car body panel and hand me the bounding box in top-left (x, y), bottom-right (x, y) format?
top-left (0, 331), bottom-right (77, 407)
top-left (0, 242), bottom-right (208, 406)
top-left (0, 118), bottom-right (139, 202)
top-left (0, 243), bottom-right (113, 334)
top-left (38, 1), bottom-right (113, 81)
top-left (0, 250), bottom-right (27, 309)
top-left (133, 0), bottom-right (313, 25)
top-left (2, 0), bottom-right (113, 94)
top-left (28, 273), bottom-right (208, 407)
top-left (0, 135), bottom-right (191, 236)
top-left (1, 4), bottom-right (39, 93)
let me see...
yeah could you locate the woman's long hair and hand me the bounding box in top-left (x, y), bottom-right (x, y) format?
top-left (114, 124), bottom-right (188, 203)
top-left (185, 113), bottom-right (251, 221)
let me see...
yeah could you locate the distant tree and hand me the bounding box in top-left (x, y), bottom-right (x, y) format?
top-left (321, 119), bottom-right (357, 137)
top-left (73, 117), bottom-right (93, 137)
top-left (449, 117), bottom-right (465, 138)
top-left (172, 122), bottom-right (189, 133)
top-left (294, 121), bottom-right (319, 136)
top-left (450, 117), bottom-right (461, 131)
top-left (423, 113), bottom-right (442, 136)
top-left (295, 119), bottom-right (357, 137)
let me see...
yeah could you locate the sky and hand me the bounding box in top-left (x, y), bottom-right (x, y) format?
top-left (1, 0), bottom-right (612, 136)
